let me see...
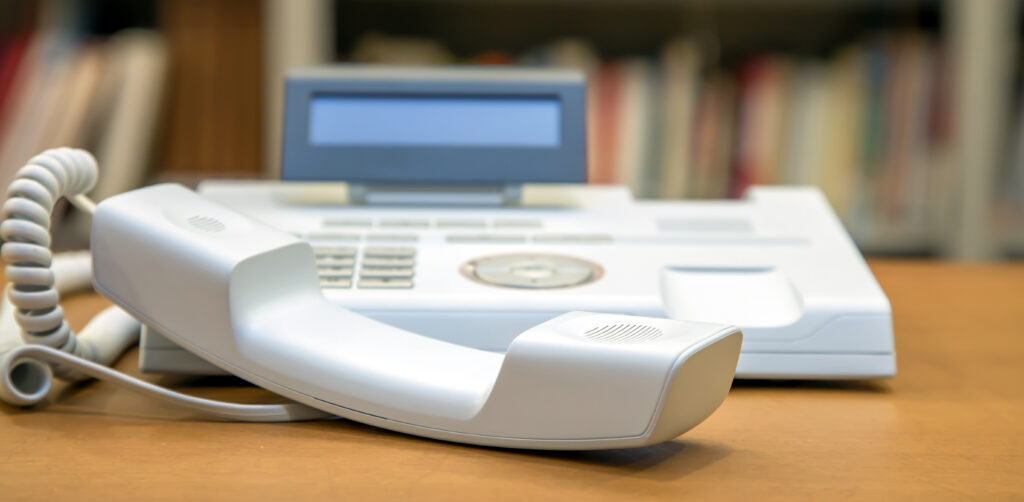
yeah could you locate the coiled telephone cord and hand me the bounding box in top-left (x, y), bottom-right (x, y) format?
top-left (0, 148), bottom-right (326, 421)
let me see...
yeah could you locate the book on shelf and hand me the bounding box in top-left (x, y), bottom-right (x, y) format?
top-left (0, 14), bottom-right (166, 193)
top-left (658, 39), bottom-right (700, 200)
top-left (88, 30), bottom-right (168, 202)
top-left (0, 1), bottom-right (167, 246)
top-left (998, 56), bottom-right (1024, 253)
top-left (617, 58), bottom-right (656, 197)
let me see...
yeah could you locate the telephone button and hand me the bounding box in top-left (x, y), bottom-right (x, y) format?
top-left (436, 218), bottom-right (487, 228)
top-left (314, 246), bottom-right (357, 258)
top-left (307, 232), bottom-right (361, 241)
top-left (360, 267), bottom-right (414, 279)
top-left (358, 278), bottom-right (414, 289)
top-left (379, 218), bottom-right (429, 228)
top-left (464, 253), bottom-right (601, 289)
top-left (493, 219), bottom-right (543, 229)
top-left (364, 247), bottom-right (416, 258)
top-left (532, 233), bottom-right (613, 244)
top-left (318, 265), bottom-right (354, 277)
top-left (363, 256), bottom-right (414, 267)
top-left (322, 218), bottom-right (372, 228)
top-left (446, 234), bottom-right (527, 243)
top-left (320, 277), bottom-right (352, 288)
top-left (366, 233), bottom-right (418, 242)
top-left (317, 256), bottom-right (355, 266)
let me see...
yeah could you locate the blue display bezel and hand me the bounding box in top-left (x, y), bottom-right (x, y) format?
top-left (281, 66), bottom-right (587, 184)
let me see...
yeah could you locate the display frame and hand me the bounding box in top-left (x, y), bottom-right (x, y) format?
top-left (281, 65), bottom-right (587, 185)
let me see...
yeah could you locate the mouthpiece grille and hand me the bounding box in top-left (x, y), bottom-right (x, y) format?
top-left (187, 215), bottom-right (226, 233)
top-left (583, 323), bottom-right (663, 343)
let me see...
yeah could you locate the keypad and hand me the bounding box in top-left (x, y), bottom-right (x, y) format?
top-left (303, 205), bottom-right (619, 292)
top-left (314, 245), bottom-right (416, 289)
top-left (315, 251), bottom-right (355, 287)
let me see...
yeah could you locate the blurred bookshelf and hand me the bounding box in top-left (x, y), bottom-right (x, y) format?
top-left (1, 0), bottom-right (1022, 260)
top-left (308, 0), bottom-right (1021, 260)
top-left (0, 0), bottom-right (263, 201)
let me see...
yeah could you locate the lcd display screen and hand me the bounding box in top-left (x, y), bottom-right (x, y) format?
top-left (309, 95), bottom-right (561, 147)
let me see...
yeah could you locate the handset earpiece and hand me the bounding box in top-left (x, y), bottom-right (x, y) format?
top-left (90, 183), bottom-right (742, 449)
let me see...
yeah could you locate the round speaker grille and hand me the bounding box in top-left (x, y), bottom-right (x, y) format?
top-left (187, 215), bottom-right (226, 233)
top-left (583, 323), bottom-right (663, 343)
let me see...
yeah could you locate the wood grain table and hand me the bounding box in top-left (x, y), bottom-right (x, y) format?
top-left (1, 260), bottom-right (1022, 500)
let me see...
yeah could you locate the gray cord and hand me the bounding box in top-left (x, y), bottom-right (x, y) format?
top-left (0, 147), bottom-right (329, 422)
top-left (0, 148), bottom-right (100, 378)
top-left (0, 344), bottom-right (330, 421)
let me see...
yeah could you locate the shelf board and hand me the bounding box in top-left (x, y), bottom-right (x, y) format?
top-left (851, 229), bottom-right (938, 257)
top-left (999, 229), bottom-right (1024, 257)
top-left (354, 0), bottom-right (937, 6)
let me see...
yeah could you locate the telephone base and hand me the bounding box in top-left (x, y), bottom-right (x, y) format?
top-left (141, 327), bottom-right (894, 380)
top-left (136, 181), bottom-right (895, 380)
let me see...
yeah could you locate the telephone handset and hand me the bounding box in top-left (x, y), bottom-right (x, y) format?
top-left (0, 148), bottom-right (742, 449)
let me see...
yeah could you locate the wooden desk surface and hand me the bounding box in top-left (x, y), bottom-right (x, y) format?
top-left (1, 260), bottom-right (1022, 500)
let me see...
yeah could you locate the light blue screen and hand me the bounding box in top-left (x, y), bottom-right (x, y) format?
top-left (309, 95), bottom-right (560, 147)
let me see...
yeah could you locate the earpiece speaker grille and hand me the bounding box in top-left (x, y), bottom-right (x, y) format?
top-left (187, 215), bottom-right (226, 233)
top-left (583, 323), bottom-right (663, 343)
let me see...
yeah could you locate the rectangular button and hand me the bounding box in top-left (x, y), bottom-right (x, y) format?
top-left (379, 219), bottom-right (429, 228)
top-left (493, 219), bottom-right (542, 228)
top-left (362, 256), bottom-right (414, 267)
top-left (358, 278), bottom-right (414, 289)
top-left (532, 233), bottom-right (613, 243)
top-left (360, 267), bottom-right (414, 279)
top-left (314, 246), bottom-right (357, 258)
top-left (322, 218), bottom-right (372, 228)
top-left (318, 265), bottom-right (354, 277)
top-left (436, 218), bottom-right (487, 228)
top-left (316, 256), bottom-right (355, 266)
top-left (306, 232), bottom-right (361, 242)
top-left (366, 233), bottom-right (419, 242)
top-left (656, 217), bottom-right (753, 233)
top-left (364, 247), bottom-right (416, 258)
top-left (446, 234), bottom-right (527, 243)
top-left (320, 277), bottom-right (352, 288)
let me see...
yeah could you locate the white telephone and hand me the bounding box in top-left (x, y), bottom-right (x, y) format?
top-left (0, 148), bottom-right (742, 450)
